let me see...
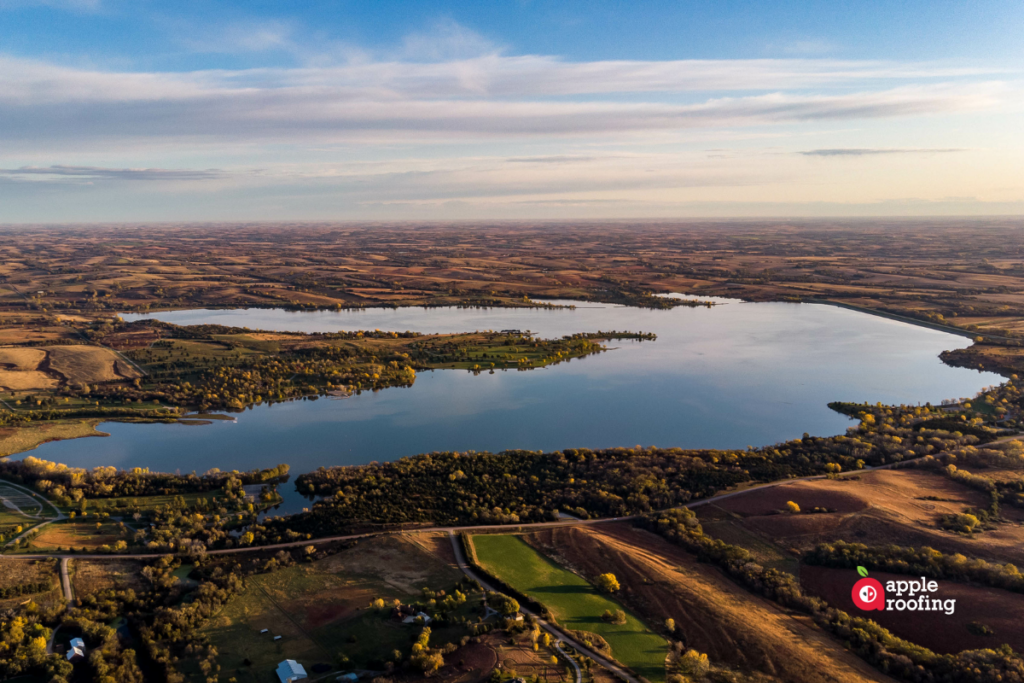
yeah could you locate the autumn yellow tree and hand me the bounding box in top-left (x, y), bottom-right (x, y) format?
top-left (596, 573), bottom-right (620, 592)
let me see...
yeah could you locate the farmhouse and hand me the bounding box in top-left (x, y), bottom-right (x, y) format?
top-left (66, 637), bottom-right (86, 662)
top-left (276, 659), bottom-right (307, 682)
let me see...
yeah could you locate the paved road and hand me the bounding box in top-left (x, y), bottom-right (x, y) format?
top-left (59, 557), bottom-right (73, 605)
top-left (1, 459), bottom-right (912, 561)
top-left (447, 531), bottom-right (640, 683)
top-left (557, 640), bottom-right (583, 683)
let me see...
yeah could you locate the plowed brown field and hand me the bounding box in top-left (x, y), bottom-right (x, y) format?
top-left (524, 524), bottom-right (894, 683)
top-left (801, 565), bottom-right (1024, 655)
top-left (706, 469), bottom-right (1024, 566)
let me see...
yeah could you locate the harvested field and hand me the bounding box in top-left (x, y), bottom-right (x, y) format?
top-left (715, 479), bottom-right (871, 516)
top-left (0, 368), bottom-right (58, 390)
top-left (0, 420), bottom-right (106, 457)
top-left (316, 534), bottom-right (462, 593)
top-left (71, 559), bottom-right (146, 596)
top-left (29, 520), bottom-right (123, 551)
top-left (405, 531), bottom-right (459, 567)
top-left (47, 345), bottom-right (141, 384)
top-left (801, 565), bottom-right (1024, 655)
top-left (0, 347), bottom-right (46, 370)
top-left (715, 469), bottom-right (1024, 566)
top-left (525, 524), bottom-right (893, 683)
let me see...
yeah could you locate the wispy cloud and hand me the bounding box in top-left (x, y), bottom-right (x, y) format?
top-left (0, 51), bottom-right (1010, 150)
top-left (506, 156), bottom-right (597, 164)
top-left (173, 19), bottom-right (299, 55)
top-left (400, 18), bottom-right (498, 61)
top-left (0, 165), bottom-right (223, 181)
top-left (800, 148), bottom-right (966, 156)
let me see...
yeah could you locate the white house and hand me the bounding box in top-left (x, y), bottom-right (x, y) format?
top-left (276, 659), bottom-right (307, 683)
top-left (66, 637), bottom-right (86, 662)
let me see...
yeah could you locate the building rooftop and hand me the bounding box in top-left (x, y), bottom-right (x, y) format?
top-left (276, 659), bottom-right (308, 683)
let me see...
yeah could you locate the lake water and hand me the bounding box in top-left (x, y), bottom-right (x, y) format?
top-left (26, 298), bottom-right (1001, 514)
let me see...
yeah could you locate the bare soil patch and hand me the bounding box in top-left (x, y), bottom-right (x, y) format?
top-left (71, 559), bottom-right (146, 596)
top-left (316, 534), bottom-right (461, 593)
top-left (801, 565), bottom-right (1024, 655)
top-left (717, 479), bottom-right (871, 516)
top-left (525, 524), bottom-right (893, 683)
top-left (31, 521), bottom-right (123, 551)
top-left (47, 345), bottom-right (141, 384)
top-left (405, 531), bottom-right (459, 567)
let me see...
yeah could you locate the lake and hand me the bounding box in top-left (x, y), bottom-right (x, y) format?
top-left (27, 298), bottom-right (1001, 514)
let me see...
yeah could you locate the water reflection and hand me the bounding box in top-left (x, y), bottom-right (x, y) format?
top-left (26, 299), bottom-right (1001, 514)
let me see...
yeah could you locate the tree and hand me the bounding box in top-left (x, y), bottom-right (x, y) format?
top-left (596, 573), bottom-right (620, 593)
top-left (785, 501), bottom-right (801, 514)
top-left (665, 618), bottom-right (675, 633)
top-left (679, 649), bottom-right (710, 679)
top-left (490, 593), bottom-right (519, 616)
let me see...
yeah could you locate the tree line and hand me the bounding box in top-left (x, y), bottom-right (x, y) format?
top-left (281, 401), bottom-right (982, 537)
top-left (637, 508), bottom-right (1024, 683)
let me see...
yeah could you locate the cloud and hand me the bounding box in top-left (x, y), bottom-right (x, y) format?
top-left (0, 50), bottom-right (1009, 150)
top-left (174, 19), bottom-right (299, 55)
top-left (776, 39), bottom-right (837, 56)
top-left (506, 155), bottom-right (597, 164)
top-left (0, 165), bottom-right (223, 181)
top-left (800, 148), bottom-right (966, 156)
top-left (400, 18), bottom-right (498, 61)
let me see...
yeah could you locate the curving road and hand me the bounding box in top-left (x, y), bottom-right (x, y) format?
top-left (446, 531), bottom-right (640, 683)
top-left (556, 640), bottom-right (583, 683)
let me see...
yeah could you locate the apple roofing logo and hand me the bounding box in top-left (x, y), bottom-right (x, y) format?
top-left (851, 566), bottom-right (886, 611)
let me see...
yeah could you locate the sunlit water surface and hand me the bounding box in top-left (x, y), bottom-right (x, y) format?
top-left (26, 298), bottom-right (1001, 513)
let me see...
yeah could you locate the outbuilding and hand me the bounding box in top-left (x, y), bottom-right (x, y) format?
top-left (66, 637), bottom-right (86, 662)
top-left (276, 659), bottom-right (308, 683)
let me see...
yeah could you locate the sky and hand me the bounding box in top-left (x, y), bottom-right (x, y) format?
top-left (1, 0), bottom-right (1022, 222)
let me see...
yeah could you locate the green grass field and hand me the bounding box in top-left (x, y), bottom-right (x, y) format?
top-left (472, 534), bottom-right (667, 682)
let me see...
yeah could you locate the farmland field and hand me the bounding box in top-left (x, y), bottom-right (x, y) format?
top-left (200, 535), bottom-right (473, 682)
top-left (802, 565), bottom-right (1024, 655)
top-left (471, 533), bottom-right (667, 682)
top-left (526, 524), bottom-right (890, 683)
top-left (26, 520), bottom-right (123, 551)
top-left (47, 345), bottom-right (141, 384)
top-left (710, 468), bottom-right (1024, 567)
